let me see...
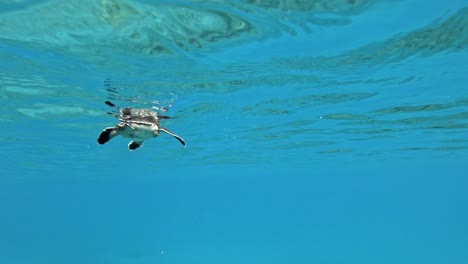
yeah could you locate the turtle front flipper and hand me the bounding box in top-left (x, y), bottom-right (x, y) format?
top-left (159, 127), bottom-right (186, 146)
top-left (97, 126), bottom-right (120, 145)
top-left (128, 141), bottom-right (143, 150)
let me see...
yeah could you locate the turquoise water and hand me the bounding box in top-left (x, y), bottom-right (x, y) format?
top-left (1, 0), bottom-right (468, 263)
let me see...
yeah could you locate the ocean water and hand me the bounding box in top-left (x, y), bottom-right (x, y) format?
top-left (1, 0), bottom-right (468, 263)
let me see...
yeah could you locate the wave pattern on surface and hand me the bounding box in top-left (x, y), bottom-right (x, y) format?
top-left (0, 0), bottom-right (372, 55)
top-left (0, 1), bottom-right (467, 163)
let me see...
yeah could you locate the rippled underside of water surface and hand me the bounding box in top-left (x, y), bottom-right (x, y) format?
top-left (0, 0), bottom-right (467, 166)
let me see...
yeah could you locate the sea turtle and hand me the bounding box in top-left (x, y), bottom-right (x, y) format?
top-left (97, 103), bottom-right (185, 150)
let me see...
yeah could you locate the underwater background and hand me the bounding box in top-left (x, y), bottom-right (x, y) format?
top-left (1, 0), bottom-right (468, 263)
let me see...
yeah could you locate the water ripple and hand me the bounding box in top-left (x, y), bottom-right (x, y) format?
top-left (0, 1), bottom-right (467, 161)
top-left (0, 0), bottom-right (372, 55)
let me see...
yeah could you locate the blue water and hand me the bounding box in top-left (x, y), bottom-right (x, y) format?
top-left (1, 0), bottom-right (468, 263)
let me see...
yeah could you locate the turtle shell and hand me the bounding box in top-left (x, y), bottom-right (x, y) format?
top-left (119, 108), bottom-right (160, 125)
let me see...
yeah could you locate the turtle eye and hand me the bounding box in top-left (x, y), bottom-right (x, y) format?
top-left (121, 108), bottom-right (132, 115)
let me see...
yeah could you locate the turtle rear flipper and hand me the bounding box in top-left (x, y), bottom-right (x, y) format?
top-left (129, 141), bottom-right (143, 150)
top-left (159, 127), bottom-right (186, 147)
top-left (97, 127), bottom-right (120, 144)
